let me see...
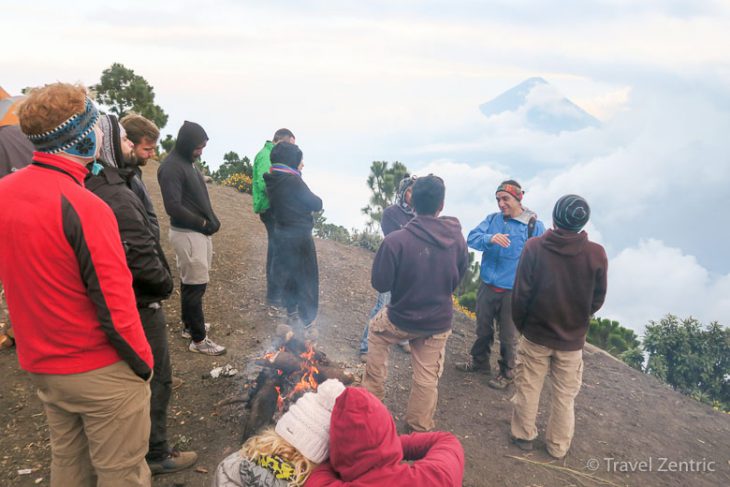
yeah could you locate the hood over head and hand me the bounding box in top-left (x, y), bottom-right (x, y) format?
top-left (173, 121), bottom-right (208, 161)
top-left (543, 228), bottom-right (589, 256)
top-left (97, 114), bottom-right (123, 168)
top-left (404, 215), bottom-right (463, 249)
top-left (328, 387), bottom-right (403, 481)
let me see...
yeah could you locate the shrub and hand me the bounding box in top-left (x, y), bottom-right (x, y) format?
top-left (222, 173), bottom-right (252, 194)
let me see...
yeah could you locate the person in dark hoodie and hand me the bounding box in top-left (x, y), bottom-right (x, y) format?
top-left (363, 175), bottom-right (468, 432)
top-left (263, 141), bottom-right (322, 338)
top-left (86, 114), bottom-right (198, 475)
top-left (158, 121), bottom-right (225, 356)
top-left (307, 386), bottom-right (465, 486)
top-left (510, 195), bottom-right (607, 459)
top-left (358, 175), bottom-right (416, 362)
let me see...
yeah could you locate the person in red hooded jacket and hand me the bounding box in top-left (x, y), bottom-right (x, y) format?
top-left (306, 387), bottom-right (464, 487)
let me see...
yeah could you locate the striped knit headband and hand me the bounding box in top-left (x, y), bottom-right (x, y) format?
top-left (26, 98), bottom-right (100, 157)
top-left (496, 182), bottom-right (523, 201)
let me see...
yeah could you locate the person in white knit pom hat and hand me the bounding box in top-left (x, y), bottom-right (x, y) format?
top-left (212, 379), bottom-right (345, 487)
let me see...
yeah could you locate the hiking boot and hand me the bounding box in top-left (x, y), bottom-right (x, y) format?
top-left (181, 322), bottom-right (210, 339)
top-left (171, 376), bottom-right (184, 390)
top-left (398, 341), bottom-right (411, 354)
top-left (488, 373), bottom-right (513, 390)
top-left (359, 352), bottom-right (368, 363)
top-left (510, 435), bottom-right (533, 451)
top-left (147, 449), bottom-right (198, 475)
top-left (189, 337), bottom-right (226, 356)
top-left (455, 360), bottom-right (491, 375)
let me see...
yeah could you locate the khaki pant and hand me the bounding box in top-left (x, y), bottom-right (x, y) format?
top-left (363, 308), bottom-right (451, 432)
top-left (511, 337), bottom-right (583, 458)
top-left (29, 361), bottom-right (152, 487)
top-left (169, 227), bottom-right (212, 285)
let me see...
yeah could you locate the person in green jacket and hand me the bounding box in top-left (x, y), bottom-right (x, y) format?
top-left (253, 128), bottom-right (296, 306)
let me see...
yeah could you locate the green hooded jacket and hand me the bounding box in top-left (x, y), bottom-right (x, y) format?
top-left (252, 140), bottom-right (274, 213)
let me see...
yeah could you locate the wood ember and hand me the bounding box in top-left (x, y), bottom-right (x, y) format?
top-left (232, 325), bottom-right (355, 440)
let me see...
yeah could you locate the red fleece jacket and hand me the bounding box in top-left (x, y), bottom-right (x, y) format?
top-left (306, 387), bottom-right (464, 486)
top-left (0, 153), bottom-right (153, 378)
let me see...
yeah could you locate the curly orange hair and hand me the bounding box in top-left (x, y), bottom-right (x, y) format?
top-left (18, 83), bottom-right (87, 136)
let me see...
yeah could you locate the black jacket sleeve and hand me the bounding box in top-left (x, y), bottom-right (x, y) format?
top-left (116, 199), bottom-right (173, 302)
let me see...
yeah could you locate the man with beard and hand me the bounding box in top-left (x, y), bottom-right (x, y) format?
top-left (120, 113), bottom-right (161, 238)
top-left (158, 121), bottom-right (225, 355)
top-left (86, 114), bottom-right (198, 475)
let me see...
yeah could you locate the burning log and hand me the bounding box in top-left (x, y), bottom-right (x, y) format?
top-left (255, 350), bottom-right (354, 385)
top-left (275, 324), bottom-right (328, 364)
top-left (242, 370), bottom-right (283, 441)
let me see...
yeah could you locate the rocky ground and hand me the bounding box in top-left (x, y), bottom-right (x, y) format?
top-left (1, 164), bottom-right (728, 486)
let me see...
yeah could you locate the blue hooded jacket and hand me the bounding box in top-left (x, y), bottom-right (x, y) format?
top-left (467, 209), bottom-right (545, 290)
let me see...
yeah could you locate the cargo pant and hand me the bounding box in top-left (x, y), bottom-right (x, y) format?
top-left (363, 308), bottom-right (451, 432)
top-left (471, 282), bottom-right (518, 377)
top-left (29, 361), bottom-right (152, 487)
top-left (511, 337), bottom-right (584, 458)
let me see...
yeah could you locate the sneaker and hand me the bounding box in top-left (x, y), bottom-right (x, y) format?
top-left (510, 435), bottom-right (533, 451)
top-left (181, 322), bottom-right (210, 339)
top-left (189, 337), bottom-right (226, 356)
top-left (488, 373), bottom-right (513, 390)
top-left (398, 341), bottom-right (411, 354)
top-left (455, 360), bottom-right (491, 375)
top-left (147, 449), bottom-right (198, 475)
top-left (171, 376), bottom-right (184, 390)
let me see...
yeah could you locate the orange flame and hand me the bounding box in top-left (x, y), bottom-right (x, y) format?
top-left (274, 386), bottom-right (284, 411)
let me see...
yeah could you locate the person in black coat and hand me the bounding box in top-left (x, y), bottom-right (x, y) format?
top-left (86, 114), bottom-right (198, 474)
top-left (263, 142), bottom-right (322, 337)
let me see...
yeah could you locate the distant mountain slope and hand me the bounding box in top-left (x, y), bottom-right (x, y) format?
top-left (480, 77), bottom-right (601, 133)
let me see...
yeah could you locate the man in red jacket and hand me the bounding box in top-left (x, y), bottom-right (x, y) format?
top-left (307, 386), bottom-right (464, 486)
top-left (510, 194), bottom-right (608, 459)
top-left (0, 83), bottom-right (154, 486)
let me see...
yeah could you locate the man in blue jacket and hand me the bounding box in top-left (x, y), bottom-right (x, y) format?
top-left (456, 180), bottom-right (545, 389)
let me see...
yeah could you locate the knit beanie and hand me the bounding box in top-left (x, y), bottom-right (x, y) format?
top-left (25, 97), bottom-right (100, 158)
top-left (97, 115), bottom-right (123, 168)
top-left (275, 379), bottom-right (345, 463)
top-left (553, 194), bottom-right (590, 232)
top-left (270, 141), bottom-right (303, 169)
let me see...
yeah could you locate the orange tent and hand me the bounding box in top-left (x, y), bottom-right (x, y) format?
top-left (0, 86), bottom-right (26, 127)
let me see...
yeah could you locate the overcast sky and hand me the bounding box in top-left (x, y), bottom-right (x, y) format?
top-left (3, 0), bottom-right (729, 335)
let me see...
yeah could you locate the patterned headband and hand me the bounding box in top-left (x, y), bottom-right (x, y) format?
top-left (26, 98), bottom-right (100, 157)
top-left (496, 182), bottom-right (523, 201)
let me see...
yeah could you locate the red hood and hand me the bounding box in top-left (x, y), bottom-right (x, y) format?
top-left (328, 387), bottom-right (404, 481)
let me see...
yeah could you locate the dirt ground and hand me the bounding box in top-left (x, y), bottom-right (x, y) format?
top-left (1, 164), bottom-right (729, 487)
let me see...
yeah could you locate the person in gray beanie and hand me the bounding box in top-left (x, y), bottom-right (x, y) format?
top-left (509, 194), bottom-right (608, 459)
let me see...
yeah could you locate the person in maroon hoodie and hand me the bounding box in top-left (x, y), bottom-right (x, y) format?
top-left (0, 83), bottom-right (154, 486)
top-left (510, 194), bottom-right (608, 459)
top-left (363, 175), bottom-right (468, 432)
top-left (307, 386), bottom-right (464, 486)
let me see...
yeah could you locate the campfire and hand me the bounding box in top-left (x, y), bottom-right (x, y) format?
top-left (221, 324), bottom-right (354, 440)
